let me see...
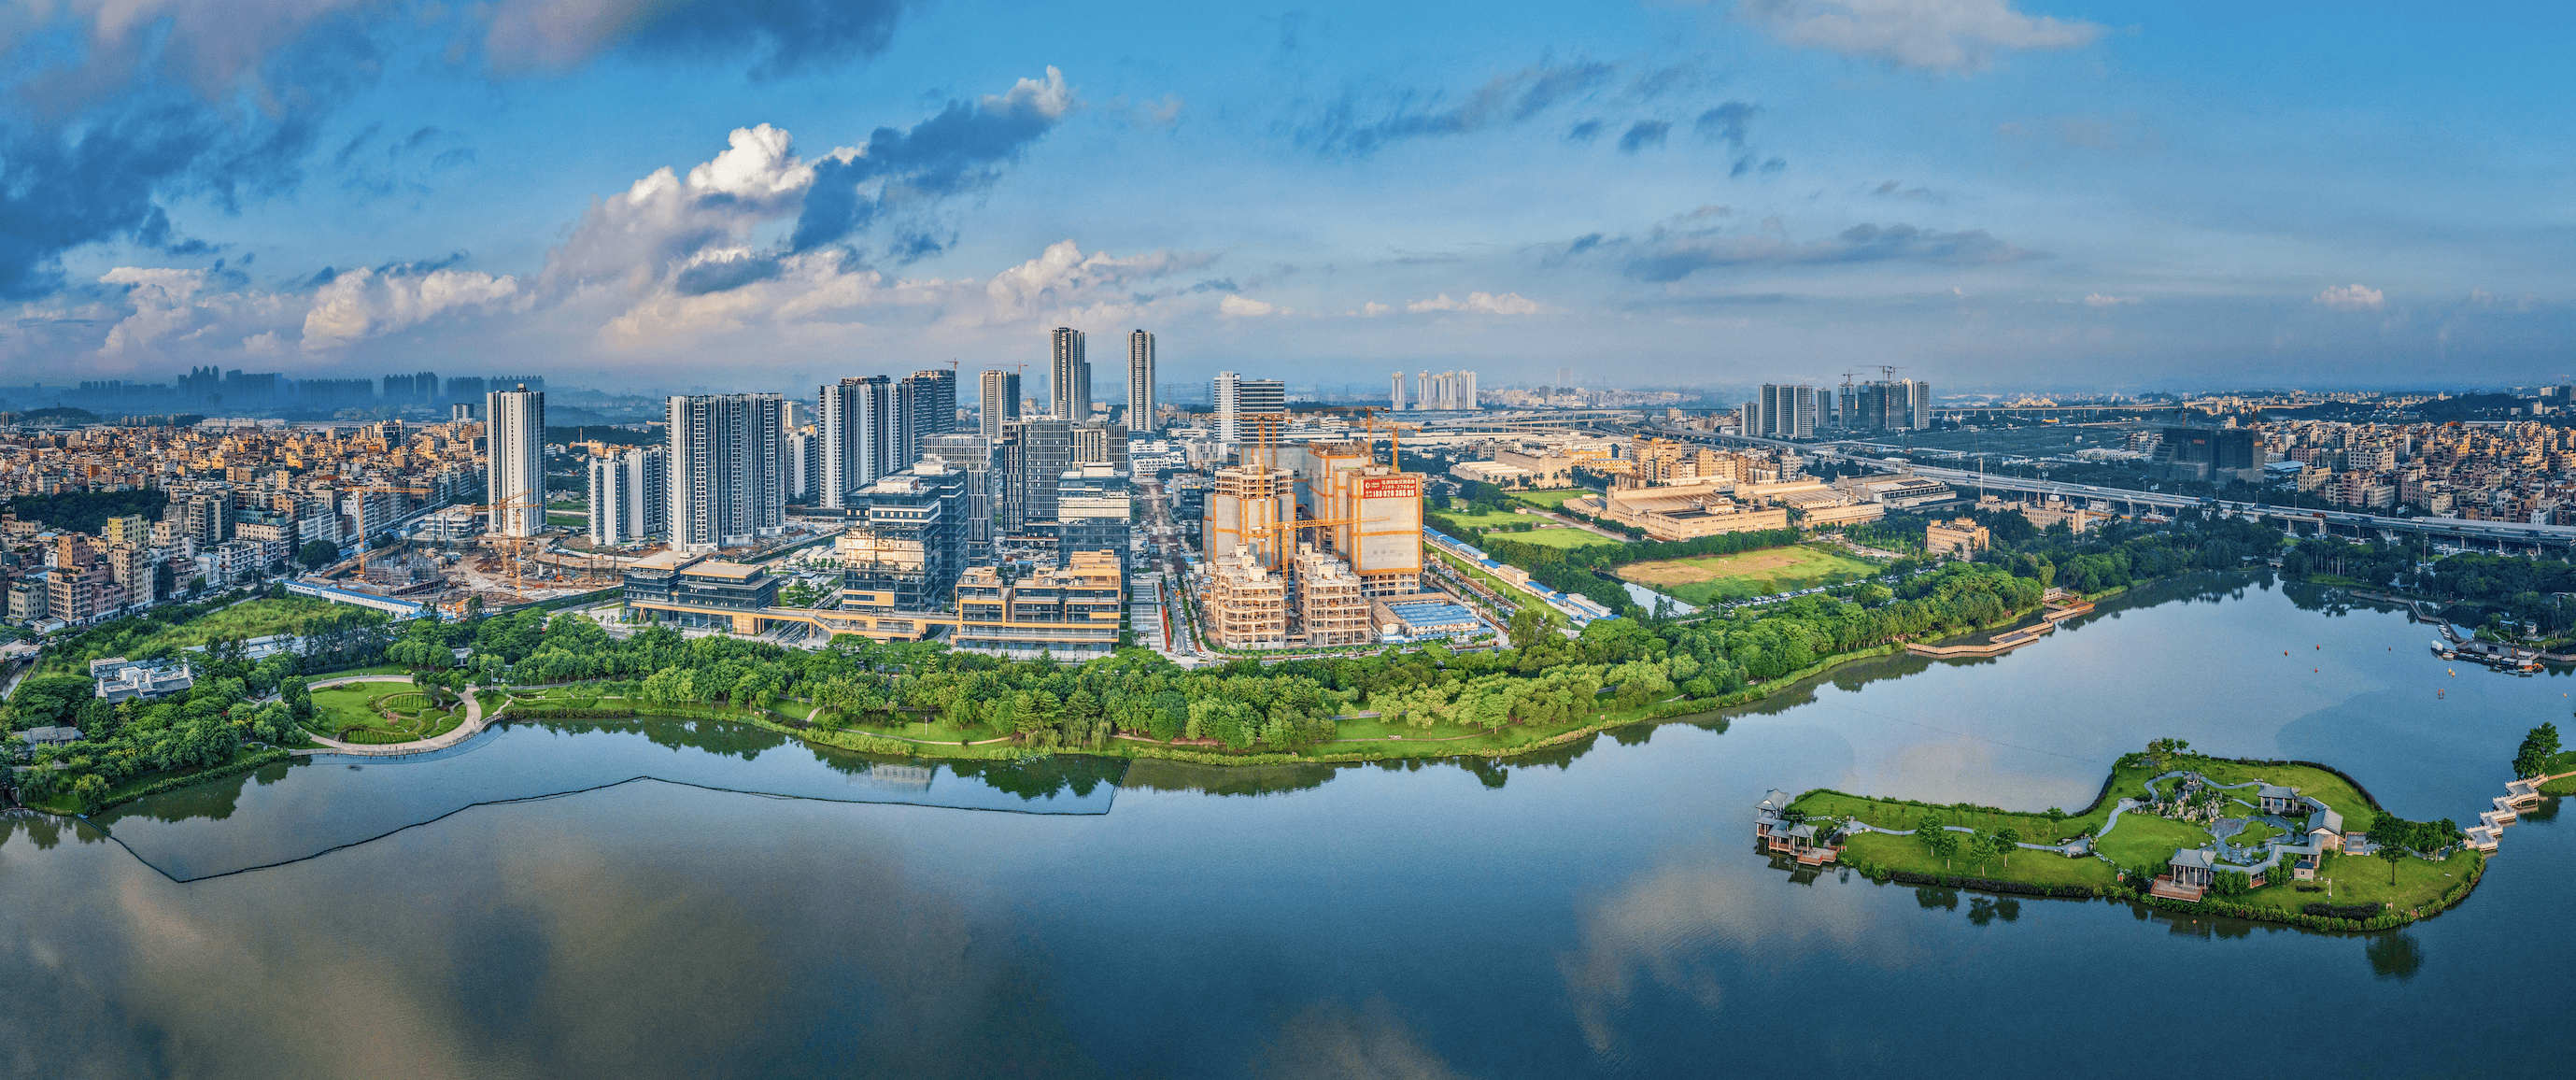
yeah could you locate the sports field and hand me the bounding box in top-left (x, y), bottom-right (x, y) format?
top-left (1616, 545), bottom-right (1880, 604)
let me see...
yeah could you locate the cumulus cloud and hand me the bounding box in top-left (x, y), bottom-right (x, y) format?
top-left (791, 66), bottom-right (1074, 253)
top-left (0, 1), bottom-right (916, 301)
top-left (539, 122), bottom-right (817, 298)
top-left (1300, 59), bottom-right (1614, 155)
top-left (1220, 294), bottom-right (1282, 318)
top-left (2083, 292), bottom-right (2135, 306)
top-left (538, 69), bottom-right (1071, 306)
top-left (1736, 0), bottom-right (2104, 73)
top-left (2314, 283), bottom-right (2385, 311)
top-left (595, 239), bottom-right (1214, 348)
top-left (1624, 221), bottom-right (2035, 281)
top-left (301, 263), bottom-right (522, 350)
top-left (1408, 291), bottom-right (1544, 315)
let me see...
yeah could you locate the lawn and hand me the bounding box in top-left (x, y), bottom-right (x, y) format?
top-left (1500, 525), bottom-right (1623, 549)
top-left (1513, 489), bottom-right (1596, 510)
top-left (2095, 813), bottom-right (2218, 868)
top-left (1792, 793), bottom-right (2100, 846)
top-left (1430, 506), bottom-right (1537, 532)
top-left (1618, 545), bottom-right (1881, 604)
top-left (1840, 831), bottom-right (2118, 888)
top-left (306, 678), bottom-right (461, 743)
top-left (2229, 821), bottom-right (2286, 850)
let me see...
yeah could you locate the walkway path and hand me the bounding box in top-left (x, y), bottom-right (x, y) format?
top-left (2473, 770), bottom-right (2576, 851)
top-left (290, 676), bottom-right (493, 759)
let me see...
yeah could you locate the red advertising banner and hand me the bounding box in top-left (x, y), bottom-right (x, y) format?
top-left (1361, 476), bottom-right (1419, 499)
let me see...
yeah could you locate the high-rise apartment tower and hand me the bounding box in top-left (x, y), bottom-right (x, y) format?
top-left (1126, 330), bottom-right (1155, 430)
top-left (1050, 327), bottom-right (1090, 419)
top-left (666, 392), bottom-right (786, 553)
top-left (485, 384), bottom-right (545, 536)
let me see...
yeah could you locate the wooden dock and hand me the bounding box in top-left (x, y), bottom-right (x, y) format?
top-left (1904, 591), bottom-right (2096, 659)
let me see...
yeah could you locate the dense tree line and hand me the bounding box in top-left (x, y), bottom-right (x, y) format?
top-left (1, 489), bottom-right (167, 534)
top-left (10, 637), bottom-right (316, 809)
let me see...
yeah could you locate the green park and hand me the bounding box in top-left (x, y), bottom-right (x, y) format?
top-left (1782, 741), bottom-right (2501, 930)
top-left (1616, 545), bottom-right (1882, 604)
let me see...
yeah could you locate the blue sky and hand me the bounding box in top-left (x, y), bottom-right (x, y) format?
top-left (4, 0), bottom-right (2570, 397)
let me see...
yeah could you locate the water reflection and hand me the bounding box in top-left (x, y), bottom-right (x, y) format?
top-left (1248, 996), bottom-right (1471, 1080)
top-left (86, 719), bottom-right (1125, 882)
top-left (2366, 932), bottom-right (2425, 980)
top-left (0, 783), bottom-right (1119, 1080)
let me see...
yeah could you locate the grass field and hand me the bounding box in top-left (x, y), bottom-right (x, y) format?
top-left (1617, 545), bottom-right (1880, 604)
top-left (1430, 506), bottom-right (1536, 531)
top-left (2094, 813), bottom-right (2217, 868)
top-left (1841, 832), bottom-right (2118, 888)
top-left (1500, 525), bottom-right (1622, 548)
top-left (128, 597), bottom-right (344, 656)
top-left (1513, 489), bottom-right (1596, 510)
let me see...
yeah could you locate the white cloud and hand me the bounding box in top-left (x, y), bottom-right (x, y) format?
top-left (993, 65), bottom-right (1075, 121)
top-left (1358, 301), bottom-right (1392, 317)
top-left (92, 266), bottom-right (305, 362)
top-left (2082, 292), bottom-right (2135, 306)
top-left (597, 239), bottom-right (1213, 348)
top-left (1736, 0), bottom-right (2104, 73)
top-left (1407, 291), bottom-right (1543, 315)
top-left (2314, 283), bottom-right (2385, 311)
top-left (1219, 294), bottom-right (1281, 318)
top-left (302, 265), bottom-right (522, 351)
top-left (539, 122), bottom-right (830, 300)
top-left (97, 267), bottom-right (211, 354)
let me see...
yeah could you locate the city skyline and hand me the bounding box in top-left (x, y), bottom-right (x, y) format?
top-left (3, 3), bottom-right (2569, 391)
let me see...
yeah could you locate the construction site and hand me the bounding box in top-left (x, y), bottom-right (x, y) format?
top-left (1192, 413), bottom-right (1483, 651)
top-left (321, 487), bottom-right (837, 617)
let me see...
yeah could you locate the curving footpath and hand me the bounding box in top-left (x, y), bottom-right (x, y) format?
top-left (290, 675), bottom-right (498, 759)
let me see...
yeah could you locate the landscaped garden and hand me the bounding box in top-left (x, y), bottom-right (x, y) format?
top-left (1789, 746), bottom-right (2484, 930)
top-left (2229, 821), bottom-right (2286, 850)
top-left (1617, 545), bottom-right (1881, 604)
top-left (305, 679), bottom-right (466, 744)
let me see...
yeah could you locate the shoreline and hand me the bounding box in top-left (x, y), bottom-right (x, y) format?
top-left (55, 576), bottom-right (2143, 813)
top-left (1797, 753), bottom-right (2489, 933)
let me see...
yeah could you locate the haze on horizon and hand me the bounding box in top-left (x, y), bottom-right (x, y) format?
top-left (2, 0), bottom-right (2569, 396)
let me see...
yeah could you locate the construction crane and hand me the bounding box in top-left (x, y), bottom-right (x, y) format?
top-left (448, 490), bottom-right (550, 595)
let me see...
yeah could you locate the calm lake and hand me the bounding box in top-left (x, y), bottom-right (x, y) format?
top-left (5, 573), bottom-right (2570, 1078)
